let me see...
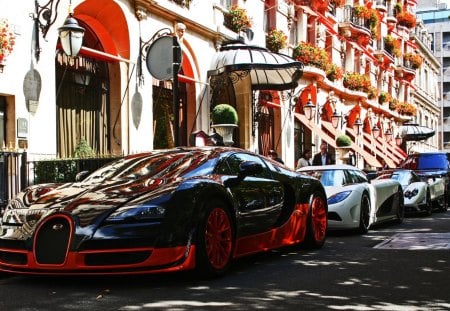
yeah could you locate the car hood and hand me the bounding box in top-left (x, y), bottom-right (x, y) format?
top-left (12, 177), bottom-right (183, 221)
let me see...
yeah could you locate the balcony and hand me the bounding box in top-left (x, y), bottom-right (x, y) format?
top-left (373, 40), bottom-right (395, 67)
top-left (395, 60), bottom-right (416, 82)
top-left (338, 6), bottom-right (372, 47)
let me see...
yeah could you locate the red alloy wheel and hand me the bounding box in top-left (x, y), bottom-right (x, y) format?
top-left (311, 196), bottom-right (327, 242)
top-left (205, 207), bottom-right (233, 270)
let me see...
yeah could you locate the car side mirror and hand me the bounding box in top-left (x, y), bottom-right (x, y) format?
top-left (75, 170), bottom-right (90, 182)
top-left (224, 161), bottom-right (263, 188)
top-left (238, 161), bottom-right (263, 179)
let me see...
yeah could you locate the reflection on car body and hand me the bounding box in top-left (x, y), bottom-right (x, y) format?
top-left (0, 147), bottom-right (328, 277)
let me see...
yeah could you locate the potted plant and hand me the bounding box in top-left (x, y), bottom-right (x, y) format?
top-left (224, 5), bottom-right (253, 33)
top-left (211, 104), bottom-right (238, 146)
top-left (292, 41), bottom-right (330, 72)
top-left (378, 91), bottom-right (392, 104)
top-left (336, 134), bottom-right (352, 162)
top-left (384, 35), bottom-right (402, 57)
top-left (343, 72), bottom-right (371, 92)
top-left (326, 63), bottom-right (344, 82)
top-left (404, 53), bottom-right (423, 69)
top-left (396, 102), bottom-right (417, 116)
top-left (336, 134), bottom-right (352, 147)
top-left (396, 11), bottom-right (417, 29)
top-left (266, 28), bottom-right (288, 53)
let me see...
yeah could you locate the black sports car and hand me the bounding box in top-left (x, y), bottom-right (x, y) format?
top-left (0, 147), bottom-right (328, 276)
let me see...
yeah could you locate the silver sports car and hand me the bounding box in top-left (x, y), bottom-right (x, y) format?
top-left (298, 165), bottom-right (404, 233)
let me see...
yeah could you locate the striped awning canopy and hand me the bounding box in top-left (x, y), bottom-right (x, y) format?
top-left (208, 42), bottom-right (304, 91)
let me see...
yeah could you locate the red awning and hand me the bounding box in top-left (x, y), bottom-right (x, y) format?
top-left (359, 132), bottom-right (399, 168)
top-left (294, 113), bottom-right (338, 149)
top-left (376, 136), bottom-right (406, 162)
top-left (321, 121), bottom-right (381, 168)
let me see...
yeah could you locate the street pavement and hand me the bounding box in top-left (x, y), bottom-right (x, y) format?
top-left (0, 211), bottom-right (449, 310)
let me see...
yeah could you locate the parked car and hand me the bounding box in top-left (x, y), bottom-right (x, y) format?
top-left (398, 152), bottom-right (450, 212)
top-left (298, 165), bottom-right (404, 233)
top-left (0, 147), bottom-right (328, 276)
top-left (376, 169), bottom-right (446, 215)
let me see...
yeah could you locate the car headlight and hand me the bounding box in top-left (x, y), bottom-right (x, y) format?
top-left (105, 204), bottom-right (166, 222)
top-left (404, 188), bottom-right (418, 199)
top-left (327, 191), bottom-right (352, 205)
top-left (2, 203), bottom-right (47, 228)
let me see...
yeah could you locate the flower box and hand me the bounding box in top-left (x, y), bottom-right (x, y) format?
top-left (266, 28), bottom-right (287, 53)
top-left (292, 42), bottom-right (330, 72)
top-left (0, 18), bottom-right (16, 69)
top-left (223, 5), bottom-right (253, 33)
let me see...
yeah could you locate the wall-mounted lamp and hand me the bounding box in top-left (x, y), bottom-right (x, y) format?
top-left (395, 133), bottom-right (403, 146)
top-left (384, 128), bottom-right (393, 142)
top-left (330, 111), bottom-right (341, 129)
top-left (353, 117), bottom-right (363, 135)
top-left (303, 98), bottom-right (316, 121)
top-left (372, 124), bottom-right (380, 139)
top-left (331, 112), bottom-right (363, 135)
top-left (33, 0), bottom-right (85, 61)
top-left (58, 6), bottom-right (85, 57)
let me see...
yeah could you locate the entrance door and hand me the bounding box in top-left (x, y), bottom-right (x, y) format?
top-left (152, 80), bottom-right (187, 148)
top-left (55, 54), bottom-right (110, 158)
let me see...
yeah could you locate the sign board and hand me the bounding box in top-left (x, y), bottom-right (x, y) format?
top-left (146, 35), bottom-right (182, 80)
top-left (17, 118), bottom-right (28, 138)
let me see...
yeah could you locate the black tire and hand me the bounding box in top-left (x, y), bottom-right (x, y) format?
top-left (423, 189), bottom-right (432, 216)
top-left (395, 188), bottom-right (405, 224)
top-left (358, 192), bottom-right (371, 234)
top-left (195, 199), bottom-right (234, 278)
top-left (303, 191), bottom-right (328, 249)
top-left (439, 190), bottom-right (449, 212)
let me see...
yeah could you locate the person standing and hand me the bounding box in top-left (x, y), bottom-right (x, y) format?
top-left (268, 150), bottom-right (284, 164)
top-left (296, 149), bottom-right (312, 169)
top-left (312, 143), bottom-right (335, 166)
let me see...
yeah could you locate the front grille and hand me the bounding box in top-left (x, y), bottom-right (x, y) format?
top-left (34, 216), bottom-right (71, 264)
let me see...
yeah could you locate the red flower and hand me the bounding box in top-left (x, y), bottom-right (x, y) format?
top-left (266, 28), bottom-right (288, 53)
top-left (0, 19), bottom-right (16, 62)
top-left (343, 72), bottom-right (372, 92)
top-left (396, 11), bottom-right (417, 29)
top-left (293, 41), bottom-right (330, 72)
top-left (224, 5), bottom-right (253, 32)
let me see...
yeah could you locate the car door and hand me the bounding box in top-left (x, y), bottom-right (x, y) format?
top-left (218, 152), bottom-right (284, 237)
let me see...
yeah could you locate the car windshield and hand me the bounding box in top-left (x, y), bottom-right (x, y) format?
top-left (83, 150), bottom-right (219, 183)
top-left (391, 171), bottom-right (410, 186)
top-left (302, 169), bottom-right (345, 187)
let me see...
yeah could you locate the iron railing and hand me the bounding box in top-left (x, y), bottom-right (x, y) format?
top-left (0, 152), bottom-right (121, 210)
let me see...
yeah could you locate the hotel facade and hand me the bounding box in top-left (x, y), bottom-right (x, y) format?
top-left (0, 0), bottom-right (441, 172)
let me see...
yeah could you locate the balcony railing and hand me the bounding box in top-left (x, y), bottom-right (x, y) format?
top-left (341, 6), bottom-right (371, 30)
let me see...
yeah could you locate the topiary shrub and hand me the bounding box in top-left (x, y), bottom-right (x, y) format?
top-left (336, 134), bottom-right (352, 147)
top-left (73, 138), bottom-right (96, 158)
top-left (211, 104), bottom-right (238, 125)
